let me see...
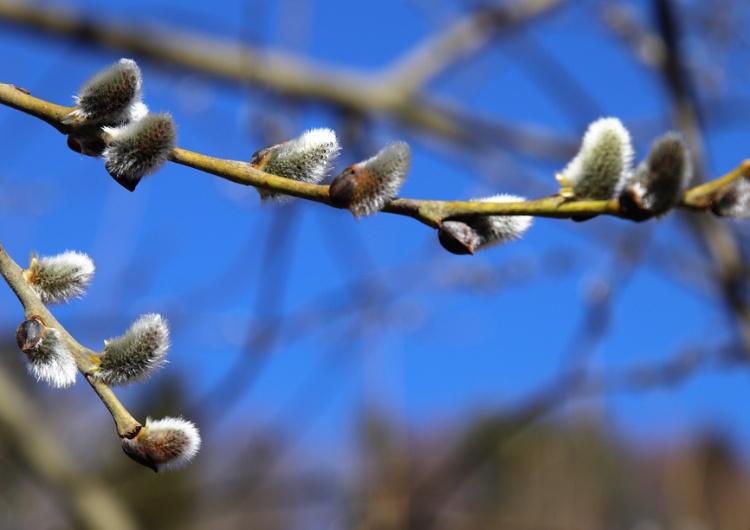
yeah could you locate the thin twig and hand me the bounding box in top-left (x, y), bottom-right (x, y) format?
top-left (0, 242), bottom-right (140, 439)
top-left (384, 0), bottom-right (565, 93)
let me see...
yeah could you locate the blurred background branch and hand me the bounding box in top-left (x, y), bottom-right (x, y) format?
top-left (0, 360), bottom-right (138, 530)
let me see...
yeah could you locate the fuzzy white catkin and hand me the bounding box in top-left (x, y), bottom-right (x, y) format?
top-left (24, 251), bottom-right (95, 304)
top-left (65, 58), bottom-right (145, 126)
top-left (22, 326), bottom-right (78, 388)
top-left (121, 416), bottom-right (201, 472)
top-left (438, 194), bottom-right (532, 254)
top-left (94, 314), bottom-right (169, 385)
top-left (329, 141), bottom-right (411, 218)
top-left (558, 117), bottom-right (634, 199)
top-left (253, 128), bottom-right (340, 201)
top-left (627, 133), bottom-right (691, 216)
top-left (103, 113), bottom-right (176, 191)
top-left (469, 194), bottom-right (533, 249)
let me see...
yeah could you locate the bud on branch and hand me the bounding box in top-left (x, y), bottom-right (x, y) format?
top-left (122, 416), bottom-right (201, 472)
top-left (64, 58), bottom-right (146, 127)
top-left (251, 128), bottom-right (340, 202)
top-left (329, 141), bottom-right (411, 218)
top-left (557, 117), bottom-right (634, 200)
top-left (438, 194), bottom-right (533, 254)
top-left (103, 113), bottom-right (177, 191)
top-left (620, 132), bottom-right (691, 218)
top-left (23, 251), bottom-right (95, 304)
top-left (16, 316), bottom-right (77, 388)
top-left (93, 313), bottom-right (170, 385)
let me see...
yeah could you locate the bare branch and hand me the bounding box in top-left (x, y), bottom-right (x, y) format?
top-left (384, 0), bottom-right (565, 93)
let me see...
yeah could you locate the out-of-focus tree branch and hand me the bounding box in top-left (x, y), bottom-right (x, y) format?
top-left (0, 363), bottom-right (138, 530)
top-left (0, 0), bottom-right (575, 159)
top-left (603, 1), bottom-right (750, 355)
top-left (649, 0), bottom-right (750, 354)
top-left (383, 0), bottom-right (565, 93)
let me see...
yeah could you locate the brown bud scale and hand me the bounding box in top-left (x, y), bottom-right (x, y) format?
top-left (16, 317), bottom-right (46, 353)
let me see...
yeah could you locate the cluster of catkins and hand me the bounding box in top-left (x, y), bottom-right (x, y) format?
top-left (437, 117), bottom-right (750, 254)
top-left (439, 118), bottom-right (694, 255)
top-left (248, 127), bottom-right (412, 219)
top-left (555, 117), bottom-right (692, 215)
top-left (65, 59), bottom-right (176, 191)
top-left (16, 251), bottom-right (200, 472)
top-left (250, 124), bottom-right (535, 254)
top-left (553, 116), bottom-right (749, 219)
top-left (66, 61), bottom-right (750, 256)
top-left (65, 58), bottom-right (414, 214)
top-left (28, 62), bottom-right (750, 470)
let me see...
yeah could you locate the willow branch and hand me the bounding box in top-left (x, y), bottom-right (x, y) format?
top-left (0, 242), bottom-right (140, 439)
top-left (0, 83), bottom-right (70, 132)
top-left (0, 82), bottom-right (745, 230)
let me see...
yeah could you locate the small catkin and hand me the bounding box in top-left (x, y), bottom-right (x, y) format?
top-left (65, 58), bottom-right (144, 126)
top-left (328, 141), bottom-right (411, 218)
top-left (624, 132), bottom-right (691, 216)
top-left (94, 314), bottom-right (169, 385)
top-left (557, 117), bottom-right (634, 200)
top-left (23, 251), bottom-right (95, 304)
top-left (438, 194), bottom-right (532, 254)
top-left (251, 128), bottom-right (340, 201)
top-left (103, 113), bottom-right (177, 191)
top-left (121, 416), bottom-right (201, 472)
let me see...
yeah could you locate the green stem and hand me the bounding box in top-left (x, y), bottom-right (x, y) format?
top-left (681, 159), bottom-right (750, 209)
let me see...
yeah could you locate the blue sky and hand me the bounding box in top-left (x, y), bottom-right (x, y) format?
top-left (2, 0), bottom-right (750, 466)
